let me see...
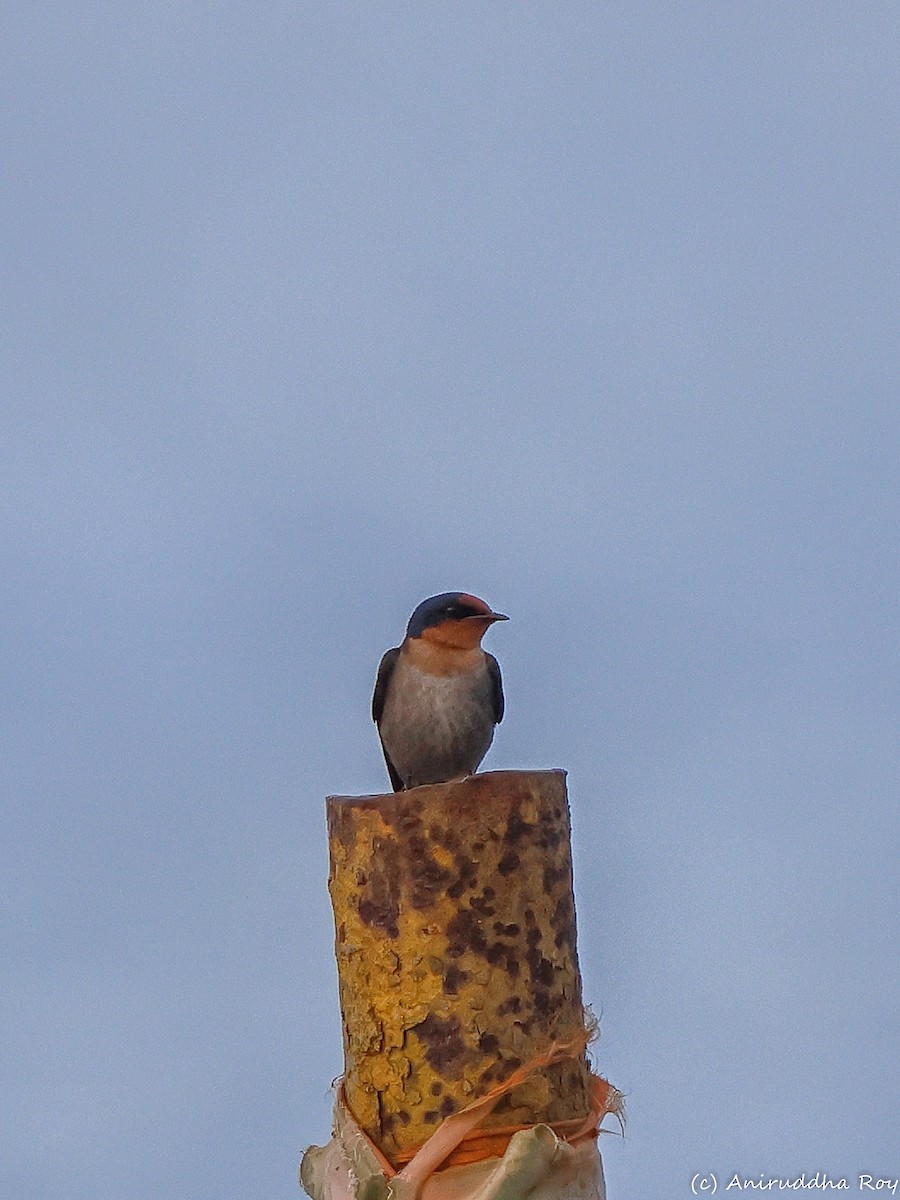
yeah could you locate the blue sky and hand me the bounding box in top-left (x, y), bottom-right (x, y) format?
top-left (3, 5), bottom-right (898, 1197)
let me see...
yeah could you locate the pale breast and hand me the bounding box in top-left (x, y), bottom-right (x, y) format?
top-left (378, 657), bottom-right (496, 788)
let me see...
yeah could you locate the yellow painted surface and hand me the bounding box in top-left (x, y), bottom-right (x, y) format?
top-left (326, 770), bottom-right (590, 1160)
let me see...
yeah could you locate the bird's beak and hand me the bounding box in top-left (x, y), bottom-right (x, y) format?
top-left (478, 612), bottom-right (508, 623)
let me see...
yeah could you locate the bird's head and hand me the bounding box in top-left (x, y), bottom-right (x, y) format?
top-left (405, 592), bottom-right (508, 650)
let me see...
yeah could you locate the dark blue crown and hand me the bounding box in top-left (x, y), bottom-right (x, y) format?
top-left (406, 593), bottom-right (488, 638)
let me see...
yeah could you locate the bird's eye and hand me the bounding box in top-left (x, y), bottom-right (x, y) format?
top-left (446, 602), bottom-right (479, 620)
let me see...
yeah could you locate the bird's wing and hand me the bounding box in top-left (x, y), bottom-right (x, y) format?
top-left (381, 748), bottom-right (404, 793)
top-left (486, 653), bottom-right (504, 724)
top-left (372, 646), bottom-right (400, 723)
top-left (372, 646), bottom-right (404, 791)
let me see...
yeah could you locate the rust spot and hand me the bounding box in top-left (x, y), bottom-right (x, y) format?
top-left (543, 864), bottom-right (567, 892)
top-left (503, 809), bottom-right (533, 844)
top-left (497, 850), bottom-right (519, 876)
top-left (478, 1032), bottom-right (499, 1053)
top-left (497, 996), bottom-right (522, 1016)
top-left (430, 1081), bottom-right (443, 1097)
top-left (446, 908), bottom-right (487, 958)
top-left (442, 964), bottom-right (469, 995)
top-left (455, 855), bottom-right (477, 887)
top-left (408, 832), bottom-right (426, 858)
top-left (469, 894), bottom-right (496, 916)
top-left (356, 836), bottom-right (400, 938)
top-left (388, 807), bottom-right (424, 836)
top-left (423, 1109), bottom-right (438, 1124)
top-left (494, 1055), bottom-right (524, 1082)
top-left (525, 946), bottom-right (555, 987)
top-left (526, 927), bottom-right (542, 946)
top-left (447, 855), bottom-right (477, 901)
top-left (550, 894), bottom-right (576, 953)
top-left (411, 1013), bottom-right (472, 1080)
top-left (410, 851), bottom-right (453, 910)
top-left (504, 956), bottom-right (520, 977)
top-left (486, 941), bottom-right (507, 965)
top-left (534, 957), bottom-right (554, 987)
top-left (397, 1110), bottom-right (411, 1126)
top-left (427, 823), bottom-right (463, 853)
top-left (532, 987), bottom-right (563, 1018)
top-left (439, 1095), bottom-right (457, 1117)
top-left (357, 897), bottom-right (398, 941)
top-left (492, 921), bottom-right (520, 936)
top-left (537, 809), bottom-right (564, 850)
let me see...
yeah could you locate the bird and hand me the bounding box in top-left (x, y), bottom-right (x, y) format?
top-left (372, 592), bottom-right (508, 791)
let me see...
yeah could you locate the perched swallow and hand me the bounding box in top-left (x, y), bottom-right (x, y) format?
top-left (372, 592), bottom-right (508, 791)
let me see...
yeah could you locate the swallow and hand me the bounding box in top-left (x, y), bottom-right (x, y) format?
top-left (372, 592), bottom-right (508, 791)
